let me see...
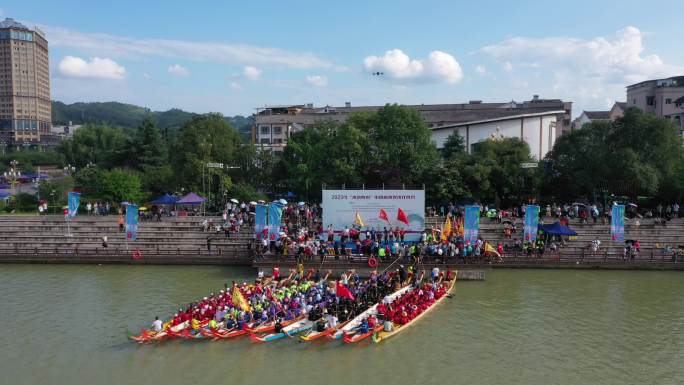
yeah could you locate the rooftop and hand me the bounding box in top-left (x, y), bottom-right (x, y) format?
top-left (255, 99), bottom-right (568, 126)
top-left (0, 18), bottom-right (29, 30)
top-left (583, 111), bottom-right (611, 120)
top-left (627, 76), bottom-right (684, 90)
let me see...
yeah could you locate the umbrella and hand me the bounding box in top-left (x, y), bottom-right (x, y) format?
top-left (258, 200), bottom-right (265, 204)
top-left (139, 207), bottom-right (148, 211)
top-left (249, 201), bottom-right (257, 205)
top-left (230, 198), bottom-right (239, 204)
top-left (121, 201), bottom-right (130, 206)
top-left (298, 201), bottom-right (305, 206)
top-left (628, 203), bottom-right (638, 207)
top-left (278, 199), bottom-right (287, 205)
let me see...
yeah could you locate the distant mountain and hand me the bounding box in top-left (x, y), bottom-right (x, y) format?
top-left (51, 101), bottom-right (254, 135)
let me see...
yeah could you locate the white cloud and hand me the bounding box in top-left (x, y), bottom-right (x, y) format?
top-left (168, 64), bottom-right (189, 76)
top-left (142, 73), bottom-right (151, 79)
top-left (58, 56), bottom-right (126, 79)
top-left (503, 62), bottom-right (514, 73)
top-left (243, 66), bottom-right (261, 81)
top-left (480, 26), bottom-right (682, 84)
top-left (475, 65), bottom-right (487, 76)
top-left (363, 49), bottom-right (463, 84)
top-left (305, 75), bottom-right (328, 87)
top-left (41, 24), bottom-right (333, 69)
top-left (229, 81), bottom-right (243, 91)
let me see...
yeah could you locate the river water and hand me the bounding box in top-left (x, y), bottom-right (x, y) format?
top-left (1, 265), bottom-right (683, 385)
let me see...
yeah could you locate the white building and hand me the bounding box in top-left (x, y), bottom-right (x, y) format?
top-left (430, 110), bottom-right (562, 160)
top-left (253, 96), bottom-right (571, 159)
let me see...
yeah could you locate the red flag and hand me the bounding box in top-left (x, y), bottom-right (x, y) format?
top-left (397, 208), bottom-right (409, 225)
top-left (379, 208), bottom-right (389, 222)
top-left (336, 281), bottom-right (355, 301)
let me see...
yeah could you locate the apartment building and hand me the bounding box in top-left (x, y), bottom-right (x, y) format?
top-left (627, 76), bottom-right (684, 136)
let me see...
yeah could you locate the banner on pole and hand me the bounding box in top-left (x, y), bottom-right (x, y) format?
top-left (267, 203), bottom-right (283, 240)
top-left (464, 205), bottom-right (480, 244)
top-left (125, 204), bottom-right (139, 241)
top-left (67, 192), bottom-right (80, 218)
top-left (611, 204), bottom-right (625, 242)
top-left (255, 204), bottom-right (267, 239)
top-left (524, 205), bottom-right (540, 242)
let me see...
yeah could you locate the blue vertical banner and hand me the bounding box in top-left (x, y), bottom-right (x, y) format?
top-left (267, 203), bottom-right (283, 240)
top-left (524, 205), bottom-right (540, 242)
top-left (255, 204), bottom-right (267, 239)
top-left (611, 204), bottom-right (625, 242)
top-left (67, 192), bottom-right (80, 218)
top-left (125, 204), bottom-right (139, 241)
top-left (464, 205), bottom-right (480, 244)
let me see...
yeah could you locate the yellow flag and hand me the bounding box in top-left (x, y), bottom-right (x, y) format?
top-left (443, 216), bottom-right (453, 239)
top-left (232, 287), bottom-right (252, 312)
top-left (485, 243), bottom-right (500, 257)
top-left (354, 211), bottom-right (365, 227)
top-left (456, 218), bottom-right (464, 237)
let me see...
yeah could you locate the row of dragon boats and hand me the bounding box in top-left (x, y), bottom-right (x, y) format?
top-left (131, 266), bottom-right (456, 345)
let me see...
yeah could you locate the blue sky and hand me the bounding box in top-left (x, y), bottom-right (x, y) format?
top-left (3, 0), bottom-right (684, 116)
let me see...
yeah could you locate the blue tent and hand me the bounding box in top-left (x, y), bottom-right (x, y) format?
top-left (150, 193), bottom-right (179, 205)
top-left (540, 221), bottom-right (577, 236)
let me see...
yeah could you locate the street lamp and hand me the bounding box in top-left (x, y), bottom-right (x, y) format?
top-left (63, 164), bottom-right (76, 175)
top-left (49, 189), bottom-right (56, 214)
top-left (4, 160), bottom-right (21, 196)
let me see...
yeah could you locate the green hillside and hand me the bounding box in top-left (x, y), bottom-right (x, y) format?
top-left (51, 101), bottom-right (253, 135)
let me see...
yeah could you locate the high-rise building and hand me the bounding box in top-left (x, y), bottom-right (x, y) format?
top-left (0, 18), bottom-right (53, 151)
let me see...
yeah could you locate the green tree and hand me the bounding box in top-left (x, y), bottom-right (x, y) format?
top-left (57, 124), bottom-right (128, 168)
top-left (129, 118), bottom-right (173, 194)
top-left (441, 131), bottom-right (466, 159)
top-left (466, 138), bottom-right (537, 205)
top-left (38, 177), bottom-right (75, 208)
top-left (131, 117), bottom-right (167, 169)
top-left (96, 169), bottom-right (142, 203)
top-left (360, 104), bottom-right (439, 186)
top-left (543, 108), bottom-right (683, 201)
top-left (172, 114), bottom-right (242, 195)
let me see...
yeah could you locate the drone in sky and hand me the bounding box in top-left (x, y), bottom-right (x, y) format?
top-left (371, 72), bottom-right (384, 76)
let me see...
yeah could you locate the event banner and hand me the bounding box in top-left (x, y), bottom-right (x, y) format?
top-left (125, 204), bottom-right (139, 241)
top-left (464, 205), bottom-right (480, 244)
top-left (267, 203), bottom-right (283, 240)
top-left (254, 204), bottom-right (267, 239)
top-left (611, 204), bottom-right (625, 242)
top-left (524, 205), bottom-right (540, 242)
top-left (67, 192), bottom-right (80, 219)
top-left (322, 190), bottom-right (425, 242)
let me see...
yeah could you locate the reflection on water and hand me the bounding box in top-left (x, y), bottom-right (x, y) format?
top-left (1, 265), bottom-right (683, 385)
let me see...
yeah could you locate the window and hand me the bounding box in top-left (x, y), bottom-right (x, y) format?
top-left (666, 98), bottom-right (672, 104)
top-left (260, 125), bottom-right (270, 134)
top-left (633, 98), bottom-right (636, 105)
top-left (646, 96), bottom-right (655, 106)
top-left (273, 138), bottom-right (283, 144)
top-left (272, 126), bottom-right (282, 134)
top-left (259, 138), bottom-right (270, 144)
